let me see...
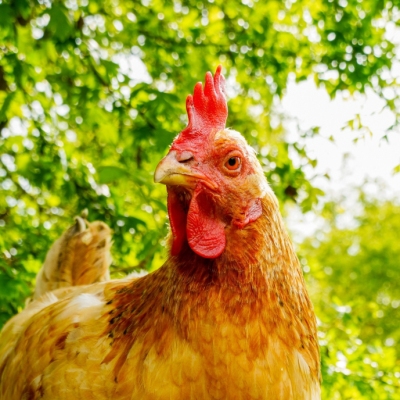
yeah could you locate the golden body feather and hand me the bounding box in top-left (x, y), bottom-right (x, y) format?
top-left (0, 193), bottom-right (320, 399)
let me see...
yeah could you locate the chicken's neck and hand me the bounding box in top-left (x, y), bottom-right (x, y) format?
top-left (164, 193), bottom-right (312, 324)
top-left (171, 193), bottom-right (302, 288)
top-left (105, 193), bottom-right (319, 380)
top-left (160, 193), bottom-right (318, 374)
top-left (110, 193), bottom-right (310, 321)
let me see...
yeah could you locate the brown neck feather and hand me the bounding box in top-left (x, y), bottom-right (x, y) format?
top-left (104, 193), bottom-right (319, 380)
top-left (169, 193), bottom-right (302, 287)
top-left (156, 192), bottom-right (313, 330)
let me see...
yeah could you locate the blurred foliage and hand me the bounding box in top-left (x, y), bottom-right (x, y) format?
top-left (300, 196), bottom-right (400, 398)
top-left (0, 0), bottom-right (400, 397)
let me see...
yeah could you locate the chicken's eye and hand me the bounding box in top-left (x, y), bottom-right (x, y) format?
top-left (225, 156), bottom-right (241, 170)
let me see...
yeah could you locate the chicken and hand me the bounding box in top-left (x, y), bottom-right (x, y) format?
top-left (0, 66), bottom-right (320, 399)
top-left (0, 217), bottom-right (113, 381)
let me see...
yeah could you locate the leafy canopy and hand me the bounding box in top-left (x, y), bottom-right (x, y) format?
top-left (1, 0), bottom-right (399, 397)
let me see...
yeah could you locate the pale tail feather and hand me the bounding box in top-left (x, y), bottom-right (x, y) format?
top-left (34, 216), bottom-right (112, 299)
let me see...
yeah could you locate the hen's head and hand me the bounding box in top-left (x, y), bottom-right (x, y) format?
top-left (155, 66), bottom-right (270, 259)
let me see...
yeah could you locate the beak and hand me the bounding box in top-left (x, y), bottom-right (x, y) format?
top-left (155, 150), bottom-right (215, 189)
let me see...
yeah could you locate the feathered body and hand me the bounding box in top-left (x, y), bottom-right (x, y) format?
top-left (0, 67), bottom-right (320, 399)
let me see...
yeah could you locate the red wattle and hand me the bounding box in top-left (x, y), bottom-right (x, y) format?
top-left (167, 188), bottom-right (187, 256)
top-left (186, 185), bottom-right (226, 259)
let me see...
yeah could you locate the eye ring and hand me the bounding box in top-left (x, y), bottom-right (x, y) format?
top-left (225, 156), bottom-right (241, 170)
top-left (222, 150), bottom-right (243, 176)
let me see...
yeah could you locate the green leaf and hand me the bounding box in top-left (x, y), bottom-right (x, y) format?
top-left (125, 216), bottom-right (147, 229)
top-left (98, 166), bottom-right (129, 184)
top-left (0, 5), bottom-right (13, 26)
top-left (48, 5), bottom-right (72, 41)
top-left (0, 92), bottom-right (15, 122)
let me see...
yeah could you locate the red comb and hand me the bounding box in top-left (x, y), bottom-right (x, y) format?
top-left (175, 65), bottom-right (227, 143)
